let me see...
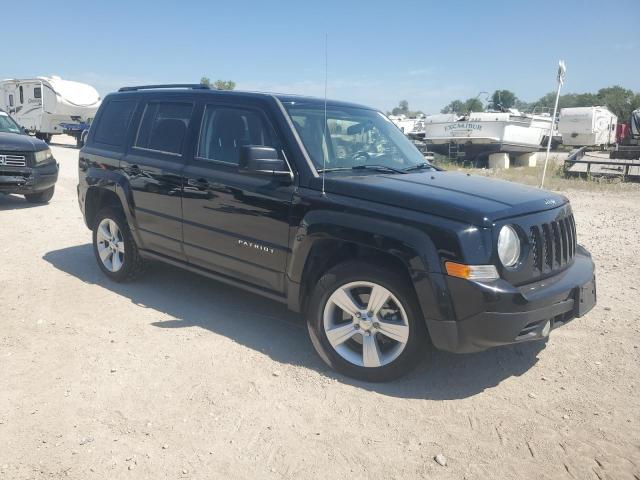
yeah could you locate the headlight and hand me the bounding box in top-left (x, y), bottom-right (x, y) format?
top-left (34, 149), bottom-right (53, 164)
top-left (498, 225), bottom-right (521, 267)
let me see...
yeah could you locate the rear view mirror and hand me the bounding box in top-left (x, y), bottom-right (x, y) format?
top-left (239, 146), bottom-right (292, 180)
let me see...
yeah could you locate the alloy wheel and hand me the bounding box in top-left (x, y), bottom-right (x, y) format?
top-left (322, 281), bottom-right (410, 368)
top-left (96, 218), bottom-right (125, 272)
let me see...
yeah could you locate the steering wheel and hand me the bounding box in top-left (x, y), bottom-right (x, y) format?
top-left (352, 150), bottom-right (371, 165)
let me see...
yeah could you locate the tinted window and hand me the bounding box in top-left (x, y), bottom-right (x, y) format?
top-left (19, 86), bottom-right (24, 104)
top-left (34, 87), bottom-right (42, 99)
top-left (197, 106), bottom-right (277, 164)
top-left (93, 99), bottom-right (137, 146)
top-left (135, 102), bottom-right (193, 155)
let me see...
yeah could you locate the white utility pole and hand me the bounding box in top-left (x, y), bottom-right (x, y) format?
top-left (540, 60), bottom-right (566, 189)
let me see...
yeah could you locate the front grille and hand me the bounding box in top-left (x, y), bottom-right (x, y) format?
top-left (0, 154), bottom-right (27, 167)
top-left (529, 213), bottom-right (576, 273)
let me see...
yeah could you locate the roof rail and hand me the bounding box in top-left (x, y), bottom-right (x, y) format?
top-left (118, 84), bottom-right (211, 92)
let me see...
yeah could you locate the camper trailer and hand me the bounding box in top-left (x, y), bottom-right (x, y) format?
top-left (0, 76), bottom-right (100, 146)
top-left (558, 106), bottom-right (617, 148)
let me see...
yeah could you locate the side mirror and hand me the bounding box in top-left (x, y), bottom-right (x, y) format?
top-left (239, 146), bottom-right (291, 180)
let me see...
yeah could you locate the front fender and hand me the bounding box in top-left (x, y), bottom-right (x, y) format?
top-left (287, 209), bottom-right (455, 323)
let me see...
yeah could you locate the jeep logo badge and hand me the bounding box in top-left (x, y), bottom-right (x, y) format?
top-left (0, 155), bottom-right (6, 166)
top-left (544, 199), bottom-right (557, 206)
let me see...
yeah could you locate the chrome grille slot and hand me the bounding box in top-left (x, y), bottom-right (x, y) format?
top-left (0, 154), bottom-right (27, 167)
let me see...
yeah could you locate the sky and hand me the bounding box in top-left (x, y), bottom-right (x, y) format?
top-left (3, 0), bottom-right (639, 114)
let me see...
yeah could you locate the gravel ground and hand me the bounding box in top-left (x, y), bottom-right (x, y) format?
top-left (1, 136), bottom-right (639, 479)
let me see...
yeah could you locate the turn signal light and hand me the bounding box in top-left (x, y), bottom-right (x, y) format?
top-left (445, 261), bottom-right (499, 281)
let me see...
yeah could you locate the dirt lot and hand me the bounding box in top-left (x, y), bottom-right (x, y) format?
top-left (1, 136), bottom-right (639, 480)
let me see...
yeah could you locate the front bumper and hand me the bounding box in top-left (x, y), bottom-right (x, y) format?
top-left (427, 246), bottom-right (596, 353)
top-left (0, 161), bottom-right (59, 194)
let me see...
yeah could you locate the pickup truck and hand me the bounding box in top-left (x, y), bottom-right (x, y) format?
top-left (77, 85), bottom-right (596, 381)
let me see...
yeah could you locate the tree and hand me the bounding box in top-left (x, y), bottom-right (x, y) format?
top-left (463, 97), bottom-right (484, 112)
top-left (441, 98), bottom-right (483, 114)
top-left (596, 85), bottom-right (635, 120)
top-left (214, 80), bottom-right (236, 90)
top-left (490, 90), bottom-right (517, 110)
top-left (390, 100), bottom-right (423, 117)
top-left (391, 100), bottom-right (409, 115)
top-left (200, 77), bottom-right (236, 90)
top-left (441, 100), bottom-right (464, 114)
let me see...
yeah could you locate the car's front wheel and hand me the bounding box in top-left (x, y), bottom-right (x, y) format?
top-left (307, 261), bottom-right (427, 382)
top-left (92, 208), bottom-right (145, 282)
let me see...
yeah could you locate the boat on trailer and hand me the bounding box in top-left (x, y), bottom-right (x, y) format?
top-left (422, 109), bottom-right (560, 165)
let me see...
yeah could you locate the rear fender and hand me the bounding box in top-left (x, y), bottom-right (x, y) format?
top-left (84, 167), bottom-right (141, 245)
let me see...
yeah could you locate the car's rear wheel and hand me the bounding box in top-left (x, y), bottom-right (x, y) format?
top-left (24, 186), bottom-right (55, 204)
top-left (307, 261), bottom-right (427, 382)
top-left (92, 208), bottom-right (145, 282)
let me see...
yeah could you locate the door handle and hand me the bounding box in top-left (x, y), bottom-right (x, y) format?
top-left (187, 178), bottom-right (210, 190)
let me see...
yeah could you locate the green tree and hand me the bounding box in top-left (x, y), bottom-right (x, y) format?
top-left (200, 76), bottom-right (211, 87)
top-left (596, 85), bottom-right (635, 120)
top-left (463, 97), bottom-right (484, 112)
top-left (214, 80), bottom-right (236, 90)
top-left (391, 100), bottom-right (410, 115)
top-left (441, 99), bottom-right (464, 114)
top-left (390, 100), bottom-right (423, 117)
top-left (490, 90), bottom-right (517, 110)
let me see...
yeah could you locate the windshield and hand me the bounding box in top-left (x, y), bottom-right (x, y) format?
top-left (0, 111), bottom-right (22, 134)
top-left (284, 103), bottom-right (429, 172)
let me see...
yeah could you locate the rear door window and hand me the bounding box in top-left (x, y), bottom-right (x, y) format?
top-left (93, 99), bottom-right (137, 146)
top-left (134, 102), bottom-right (193, 156)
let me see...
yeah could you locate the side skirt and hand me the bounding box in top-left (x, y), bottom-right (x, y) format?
top-left (139, 249), bottom-right (288, 305)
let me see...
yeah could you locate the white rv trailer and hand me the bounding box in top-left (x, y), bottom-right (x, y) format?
top-left (558, 106), bottom-right (617, 147)
top-left (0, 76), bottom-right (100, 144)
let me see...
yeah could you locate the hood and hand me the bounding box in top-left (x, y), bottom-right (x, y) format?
top-left (323, 171), bottom-right (567, 226)
top-left (0, 132), bottom-right (48, 152)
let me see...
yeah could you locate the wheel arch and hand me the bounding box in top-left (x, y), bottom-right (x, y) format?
top-left (287, 210), bottom-right (453, 325)
top-left (83, 174), bottom-right (139, 245)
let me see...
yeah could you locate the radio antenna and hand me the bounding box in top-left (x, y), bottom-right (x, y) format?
top-left (322, 32), bottom-right (328, 196)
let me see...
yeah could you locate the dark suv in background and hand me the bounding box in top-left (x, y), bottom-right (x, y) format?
top-left (0, 109), bottom-right (58, 203)
top-left (78, 85), bottom-right (596, 381)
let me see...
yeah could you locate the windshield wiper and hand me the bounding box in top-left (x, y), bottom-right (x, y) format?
top-left (403, 162), bottom-right (436, 172)
top-left (351, 164), bottom-right (407, 174)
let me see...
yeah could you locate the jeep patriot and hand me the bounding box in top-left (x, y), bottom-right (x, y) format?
top-left (77, 84), bottom-right (596, 381)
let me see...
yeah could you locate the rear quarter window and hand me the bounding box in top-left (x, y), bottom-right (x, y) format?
top-left (93, 99), bottom-right (137, 147)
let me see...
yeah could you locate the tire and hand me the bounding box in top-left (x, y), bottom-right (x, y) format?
top-left (306, 261), bottom-right (427, 382)
top-left (92, 207), bottom-right (145, 282)
top-left (24, 186), bottom-right (55, 204)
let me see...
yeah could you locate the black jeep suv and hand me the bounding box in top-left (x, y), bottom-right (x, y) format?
top-left (78, 85), bottom-right (596, 381)
top-left (0, 109), bottom-right (58, 203)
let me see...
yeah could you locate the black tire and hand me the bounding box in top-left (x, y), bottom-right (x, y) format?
top-left (92, 207), bottom-right (145, 282)
top-left (306, 261), bottom-right (427, 382)
top-left (24, 186), bottom-right (55, 204)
